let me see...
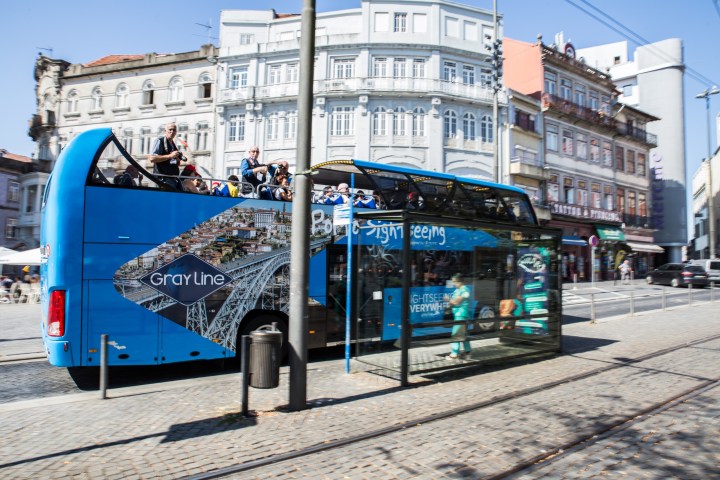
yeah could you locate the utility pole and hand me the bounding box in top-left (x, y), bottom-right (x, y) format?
top-left (288, 0), bottom-right (316, 411)
top-left (697, 87), bottom-right (719, 258)
top-left (491, 0), bottom-right (502, 183)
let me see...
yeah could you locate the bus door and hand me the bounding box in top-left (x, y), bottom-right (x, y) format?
top-left (325, 245), bottom-right (352, 345)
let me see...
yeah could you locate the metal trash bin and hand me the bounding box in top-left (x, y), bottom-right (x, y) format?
top-left (249, 328), bottom-right (282, 389)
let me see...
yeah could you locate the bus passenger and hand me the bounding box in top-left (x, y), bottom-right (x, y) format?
top-left (113, 165), bottom-right (142, 187)
top-left (149, 122), bottom-right (184, 190)
top-left (323, 183), bottom-right (350, 205)
top-left (241, 146), bottom-right (268, 195)
top-left (274, 175), bottom-right (293, 202)
top-left (214, 175), bottom-right (241, 197)
top-left (353, 190), bottom-right (376, 209)
top-left (269, 160), bottom-right (292, 185)
top-left (180, 165), bottom-right (208, 194)
top-left (315, 186), bottom-right (333, 204)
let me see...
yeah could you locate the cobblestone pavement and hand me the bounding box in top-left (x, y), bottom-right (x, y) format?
top-left (0, 296), bottom-right (718, 479)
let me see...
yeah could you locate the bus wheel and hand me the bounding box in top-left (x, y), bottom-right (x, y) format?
top-left (237, 315), bottom-right (289, 363)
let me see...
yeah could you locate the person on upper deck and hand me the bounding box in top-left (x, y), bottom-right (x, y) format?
top-left (148, 122), bottom-right (184, 190)
top-left (240, 146), bottom-right (268, 194)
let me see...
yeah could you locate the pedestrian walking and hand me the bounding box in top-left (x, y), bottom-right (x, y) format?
top-left (619, 260), bottom-right (633, 285)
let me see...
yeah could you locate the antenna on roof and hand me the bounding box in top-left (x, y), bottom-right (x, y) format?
top-left (194, 19), bottom-right (217, 44)
top-left (36, 46), bottom-right (54, 57)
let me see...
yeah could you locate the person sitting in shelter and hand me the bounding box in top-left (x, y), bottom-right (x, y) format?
top-left (314, 185), bottom-right (334, 204)
top-left (214, 175), bottom-right (241, 197)
top-left (113, 165), bottom-right (142, 187)
top-left (353, 190), bottom-right (377, 209)
top-left (274, 174), bottom-right (293, 202)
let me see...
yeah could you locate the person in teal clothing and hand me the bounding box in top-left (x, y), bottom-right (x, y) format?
top-left (444, 273), bottom-right (472, 359)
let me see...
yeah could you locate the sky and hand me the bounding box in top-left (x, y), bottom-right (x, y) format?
top-left (2, 0), bottom-right (719, 186)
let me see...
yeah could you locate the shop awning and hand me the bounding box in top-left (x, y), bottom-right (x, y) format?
top-left (562, 236), bottom-right (588, 246)
top-left (625, 241), bottom-right (664, 253)
top-left (595, 226), bottom-right (625, 242)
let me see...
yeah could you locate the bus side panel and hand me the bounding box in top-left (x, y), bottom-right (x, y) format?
top-left (161, 320), bottom-right (228, 364)
top-left (85, 280), bottom-right (160, 366)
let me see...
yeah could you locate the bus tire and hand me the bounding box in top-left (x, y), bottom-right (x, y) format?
top-left (237, 314), bottom-right (289, 363)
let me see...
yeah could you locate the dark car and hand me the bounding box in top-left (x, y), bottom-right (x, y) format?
top-left (645, 263), bottom-right (708, 288)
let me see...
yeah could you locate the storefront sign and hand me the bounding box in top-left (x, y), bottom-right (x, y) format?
top-left (550, 202), bottom-right (622, 223)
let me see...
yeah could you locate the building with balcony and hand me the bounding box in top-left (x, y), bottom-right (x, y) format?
top-left (504, 34), bottom-right (660, 281)
top-left (215, 1), bottom-right (502, 179)
top-left (0, 150), bottom-right (33, 254)
top-left (30, 45), bottom-right (219, 177)
top-left (690, 151), bottom-right (720, 259)
top-left (577, 39), bottom-right (687, 263)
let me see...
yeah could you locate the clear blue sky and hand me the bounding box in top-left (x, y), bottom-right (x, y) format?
top-left (3, 0), bottom-right (718, 185)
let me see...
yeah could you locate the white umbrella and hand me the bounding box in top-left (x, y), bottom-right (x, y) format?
top-left (0, 248), bottom-right (41, 265)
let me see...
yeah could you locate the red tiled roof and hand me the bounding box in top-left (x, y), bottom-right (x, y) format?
top-left (83, 54), bottom-right (145, 67)
top-left (1, 151), bottom-right (32, 163)
top-left (275, 13), bottom-right (299, 19)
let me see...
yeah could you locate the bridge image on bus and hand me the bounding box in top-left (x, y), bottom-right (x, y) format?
top-left (40, 128), bottom-right (561, 368)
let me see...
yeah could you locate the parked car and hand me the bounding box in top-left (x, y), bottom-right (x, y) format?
top-left (645, 263), bottom-right (708, 288)
top-left (688, 259), bottom-right (720, 283)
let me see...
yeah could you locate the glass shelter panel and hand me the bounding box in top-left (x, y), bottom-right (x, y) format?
top-left (354, 216), bottom-right (561, 376)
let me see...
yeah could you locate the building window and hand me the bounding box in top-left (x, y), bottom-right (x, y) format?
top-left (373, 57), bottom-right (388, 77)
top-left (576, 133), bottom-right (588, 160)
top-left (602, 141), bottom-right (613, 167)
top-left (393, 107), bottom-right (407, 136)
top-left (443, 110), bottom-right (457, 138)
top-left (590, 138), bottom-right (600, 163)
top-left (601, 95), bottom-right (611, 116)
top-left (8, 181), bottom-right (20, 202)
top-left (623, 84), bottom-right (633, 96)
top-left (91, 87), bottom-right (103, 110)
top-left (562, 130), bottom-right (574, 156)
top-left (266, 114), bottom-right (280, 140)
top-left (563, 178), bottom-right (575, 204)
top-left (443, 61), bottom-right (457, 82)
top-left (628, 191), bottom-right (637, 215)
top-left (330, 106), bottom-right (354, 136)
top-left (239, 33), bottom-right (255, 45)
top-left (393, 58), bottom-right (407, 78)
top-left (515, 110), bottom-right (535, 132)
top-left (268, 65), bottom-right (282, 85)
top-left (372, 107), bottom-right (387, 136)
top-left (115, 84), bottom-right (129, 108)
top-left (394, 13), bottom-right (407, 32)
top-left (615, 145), bottom-right (624, 171)
top-left (560, 78), bottom-right (572, 100)
top-left (168, 77), bottom-right (184, 102)
top-left (284, 111), bottom-right (297, 140)
top-left (462, 65), bottom-right (475, 85)
top-left (67, 90), bottom-right (79, 113)
top-left (626, 149), bottom-right (636, 174)
top-left (591, 183), bottom-right (601, 208)
top-left (333, 59), bottom-right (355, 79)
top-left (574, 84), bottom-right (586, 107)
top-left (25, 185), bottom-right (38, 213)
top-left (463, 112), bottom-right (476, 141)
top-left (544, 71), bottom-right (557, 96)
top-left (142, 80), bottom-right (155, 105)
top-left (228, 114), bottom-right (245, 142)
top-left (577, 181), bottom-right (588, 207)
top-left (412, 59), bottom-right (426, 78)
top-left (412, 107), bottom-right (426, 137)
top-left (122, 129), bottom-right (133, 153)
top-left (547, 180), bottom-right (559, 203)
top-left (140, 128), bottom-right (152, 154)
top-left (637, 152), bottom-right (647, 176)
top-left (198, 72), bottom-right (212, 98)
top-left (480, 114), bottom-right (493, 143)
top-left (480, 68), bottom-right (493, 87)
top-left (5, 218), bottom-right (16, 239)
top-left (639, 192), bottom-right (647, 217)
top-left (546, 124), bottom-right (558, 151)
top-left (230, 67), bottom-right (248, 88)
top-left (604, 185), bottom-right (614, 210)
top-left (589, 90), bottom-right (599, 111)
top-left (286, 63), bottom-right (298, 83)
top-left (616, 188), bottom-right (625, 213)
top-left (195, 122), bottom-right (209, 151)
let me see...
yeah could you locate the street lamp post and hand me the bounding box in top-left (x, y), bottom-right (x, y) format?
top-left (696, 87), bottom-right (720, 258)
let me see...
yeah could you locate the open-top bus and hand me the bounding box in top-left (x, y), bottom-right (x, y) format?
top-left (40, 128), bottom-right (561, 368)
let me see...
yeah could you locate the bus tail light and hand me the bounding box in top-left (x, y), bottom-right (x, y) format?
top-left (47, 290), bottom-right (66, 337)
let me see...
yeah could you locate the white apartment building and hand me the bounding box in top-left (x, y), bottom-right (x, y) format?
top-left (214, 0), bottom-right (503, 180)
top-left (31, 44), bottom-right (219, 177)
top-left (578, 39), bottom-right (687, 263)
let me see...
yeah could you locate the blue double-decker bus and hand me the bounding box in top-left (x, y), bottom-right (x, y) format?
top-left (40, 128), bottom-right (560, 368)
